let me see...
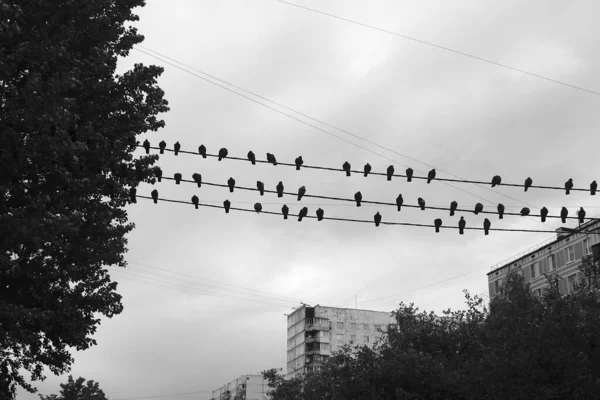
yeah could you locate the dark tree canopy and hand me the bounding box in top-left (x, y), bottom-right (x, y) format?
top-left (39, 375), bottom-right (108, 400)
top-left (0, 0), bottom-right (168, 397)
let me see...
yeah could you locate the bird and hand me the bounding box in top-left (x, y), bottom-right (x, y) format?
top-left (154, 167), bottom-right (163, 182)
top-left (418, 197), bottom-right (426, 210)
top-left (218, 148), bottom-right (228, 161)
top-left (578, 207), bottom-right (586, 224)
top-left (387, 165), bottom-right (395, 181)
top-left (483, 218), bottom-right (491, 235)
top-left (282, 205), bottom-right (289, 220)
top-left (406, 168), bottom-right (413, 182)
top-left (491, 175), bottom-right (501, 187)
top-left (342, 161), bottom-right (351, 177)
top-left (297, 186), bottom-right (306, 201)
top-left (363, 163), bottom-right (371, 177)
top-left (276, 181), bottom-right (284, 198)
top-left (427, 169), bottom-right (436, 184)
top-left (520, 207), bottom-right (530, 216)
top-left (198, 145), bottom-right (207, 158)
top-left (298, 207), bottom-right (308, 221)
top-left (129, 187), bottom-right (137, 204)
top-left (591, 181), bottom-right (597, 196)
top-left (474, 203), bottom-right (483, 215)
top-left (396, 194), bottom-right (403, 211)
top-left (192, 173), bottom-right (202, 187)
top-left (227, 177), bottom-right (235, 192)
top-left (254, 203), bottom-right (262, 213)
top-left (295, 156), bottom-right (303, 170)
top-left (223, 200), bottom-right (231, 213)
top-left (174, 173), bottom-right (182, 185)
top-left (540, 207), bottom-right (548, 223)
top-left (256, 181), bottom-right (265, 196)
top-left (247, 151), bottom-right (256, 165)
top-left (560, 207), bottom-right (568, 223)
top-left (524, 177), bottom-right (533, 192)
top-left (142, 139), bottom-right (150, 154)
top-left (374, 212), bottom-right (382, 227)
top-left (174, 141), bottom-right (181, 156)
top-left (316, 208), bottom-right (324, 221)
top-left (158, 140), bottom-right (166, 154)
top-left (191, 195), bottom-right (199, 209)
top-left (354, 191), bottom-right (362, 207)
top-left (497, 204), bottom-right (505, 219)
top-left (151, 189), bottom-right (158, 204)
top-left (434, 218), bottom-right (442, 233)
top-left (450, 201), bottom-right (458, 216)
top-left (565, 178), bottom-right (573, 195)
top-left (266, 153), bottom-right (277, 166)
top-left (458, 216), bottom-right (466, 235)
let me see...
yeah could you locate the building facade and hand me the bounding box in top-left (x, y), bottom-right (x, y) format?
top-left (209, 374), bottom-right (268, 400)
top-left (487, 219), bottom-right (600, 298)
top-left (286, 304), bottom-right (396, 378)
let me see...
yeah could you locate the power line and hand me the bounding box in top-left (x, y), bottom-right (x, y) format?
top-left (113, 389), bottom-right (212, 400)
top-left (271, 0), bottom-right (600, 97)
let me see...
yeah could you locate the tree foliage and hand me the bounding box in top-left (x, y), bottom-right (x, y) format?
top-left (39, 375), bottom-right (108, 400)
top-left (0, 0), bottom-right (168, 397)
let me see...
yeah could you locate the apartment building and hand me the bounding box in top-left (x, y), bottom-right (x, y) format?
top-left (487, 219), bottom-right (600, 298)
top-left (209, 374), bottom-right (268, 400)
top-left (286, 304), bottom-right (396, 378)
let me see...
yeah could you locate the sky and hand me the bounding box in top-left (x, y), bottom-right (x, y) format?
top-left (18, 0), bottom-right (600, 399)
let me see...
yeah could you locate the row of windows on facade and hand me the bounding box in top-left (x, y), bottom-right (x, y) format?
top-left (287, 334), bottom-right (379, 360)
top-left (497, 271), bottom-right (582, 299)
top-left (288, 328), bottom-right (382, 350)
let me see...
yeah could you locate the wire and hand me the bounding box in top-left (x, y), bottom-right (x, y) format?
top-left (113, 389), bottom-right (212, 400)
top-left (271, 0), bottom-right (600, 97)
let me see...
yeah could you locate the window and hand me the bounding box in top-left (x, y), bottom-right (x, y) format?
top-left (548, 254), bottom-right (556, 271)
top-left (364, 335), bottom-right (370, 343)
top-left (336, 322), bottom-right (343, 330)
top-left (336, 334), bottom-right (344, 341)
top-left (565, 245), bottom-right (575, 263)
top-left (374, 324), bottom-right (382, 331)
top-left (530, 263), bottom-right (537, 279)
top-left (567, 274), bottom-right (577, 293)
top-left (362, 323), bottom-right (370, 330)
top-left (494, 280), bottom-right (500, 293)
top-left (583, 238), bottom-right (591, 255)
top-left (350, 334), bottom-right (356, 343)
top-left (337, 345), bottom-right (343, 352)
top-left (349, 323), bottom-right (357, 330)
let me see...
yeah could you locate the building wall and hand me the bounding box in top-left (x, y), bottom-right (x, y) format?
top-left (210, 374), bottom-right (268, 400)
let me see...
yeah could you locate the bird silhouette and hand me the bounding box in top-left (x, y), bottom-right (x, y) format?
top-left (257, 181), bottom-right (265, 196)
top-left (218, 148), bottom-right (228, 161)
top-left (565, 178), bottom-right (573, 195)
top-left (374, 212), bottom-right (382, 227)
top-left (247, 151), bottom-right (256, 165)
top-left (223, 200), bottom-right (231, 213)
top-left (434, 218), bottom-right (442, 233)
top-left (354, 191), bottom-right (362, 207)
top-left (174, 173), bottom-right (182, 185)
top-left (276, 181), bottom-right (284, 198)
top-left (297, 186), bottom-right (306, 201)
top-left (578, 207), bottom-right (586, 224)
top-left (266, 153), bottom-right (277, 166)
top-left (524, 177), bottom-right (533, 192)
top-left (450, 201), bottom-right (458, 216)
top-left (427, 169), bottom-right (436, 184)
top-left (192, 173), bottom-right (202, 187)
top-left (151, 189), bottom-right (158, 204)
top-left (591, 181), bottom-right (597, 196)
top-left (198, 145), bottom-right (207, 158)
top-left (154, 167), bottom-right (163, 182)
top-left (520, 207), bottom-right (530, 216)
top-left (227, 177), bottom-right (235, 192)
top-left (561, 207), bottom-right (568, 223)
top-left (282, 205), bottom-right (289, 219)
top-left (491, 175), bottom-right (501, 187)
top-left (497, 204), bottom-right (505, 219)
top-left (418, 198), bottom-right (426, 210)
top-left (129, 187), bottom-right (137, 204)
top-left (295, 156), bottom-right (303, 170)
top-left (363, 163), bottom-right (371, 177)
top-left (540, 207), bottom-right (548, 223)
top-left (142, 139), bottom-right (150, 154)
top-left (458, 216), bottom-right (466, 235)
top-left (298, 207), bottom-right (308, 221)
top-left (474, 203), bottom-right (483, 215)
top-left (406, 168), bottom-right (413, 182)
top-left (158, 140), bottom-right (166, 154)
top-left (191, 195), bottom-right (199, 209)
top-left (254, 203), bottom-right (262, 213)
top-left (396, 194), bottom-right (403, 211)
top-left (343, 161), bottom-right (351, 177)
top-left (483, 218), bottom-right (491, 235)
top-left (174, 141), bottom-right (181, 156)
top-left (387, 165), bottom-right (395, 181)
top-left (316, 208), bottom-right (324, 221)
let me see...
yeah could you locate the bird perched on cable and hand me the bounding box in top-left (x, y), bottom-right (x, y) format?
top-left (218, 148), bottom-right (228, 161)
top-left (298, 207), bottom-right (308, 221)
top-left (418, 198), bottom-right (426, 210)
top-left (154, 167), bottom-right (163, 182)
top-left (254, 203), bottom-right (262, 213)
top-left (578, 207), bottom-right (586, 224)
top-left (142, 139), bottom-right (150, 154)
top-left (565, 178), bottom-right (573, 195)
top-left (159, 140), bottom-right (166, 154)
top-left (374, 212), bottom-right (382, 227)
top-left (524, 177), bottom-right (533, 192)
top-left (266, 153), bottom-right (277, 166)
top-left (174, 173), bottom-right (182, 185)
top-left (387, 165), bottom-right (395, 181)
top-left (363, 163), bottom-right (371, 177)
top-left (427, 169), bottom-right (436, 184)
top-left (295, 156), bottom-right (303, 170)
top-left (591, 181), bottom-right (597, 196)
top-left (257, 181), bottom-right (265, 196)
top-left (227, 177), bottom-right (235, 192)
top-left (561, 207), bottom-right (568, 223)
top-left (298, 186), bottom-right (306, 201)
top-left (520, 207), bottom-right (530, 216)
top-left (450, 201), bottom-right (458, 216)
top-left (129, 187), bottom-right (137, 204)
top-left (151, 189), bottom-right (158, 204)
top-left (483, 218), bottom-right (491, 235)
top-left (343, 161), bottom-right (351, 177)
top-left (396, 194), bottom-right (403, 211)
top-left (540, 207), bottom-right (548, 223)
top-left (282, 205), bottom-right (289, 219)
top-left (192, 173), bottom-right (202, 187)
top-left (223, 200), bottom-right (231, 213)
top-left (354, 191), bottom-right (362, 207)
top-left (434, 218), bottom-right (442, 233)
top-left (474, 203), bottom-right (483, 215)
top-left (316, 208), bottom-right (324, 221)
top-left (247, 151), bottom-right (256, 165)
top-left (276, 181), bottom-right (284, 198)
top-left (406, 168), bottom-right (413, 182)
top-left (198, 145), bottom-right (207, 158)
top-left (497, 204), bottom-right (505, 219)
top-left (191, 195), bottom-right (199, 209)
top-left (458, 216), bottom-right (466, 235)
top-left (174, 141), bottom-right (181, 156)
top-left (491, 175), bottom-right (501, 187)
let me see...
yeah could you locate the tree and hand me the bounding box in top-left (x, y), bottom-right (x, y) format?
top-left (0, 1), bottom-right (169, 397)
top-left (39, 375), bottom-right (108, 400)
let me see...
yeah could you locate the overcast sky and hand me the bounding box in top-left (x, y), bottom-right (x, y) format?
top-left (19, 0), bottom-right (600, 399)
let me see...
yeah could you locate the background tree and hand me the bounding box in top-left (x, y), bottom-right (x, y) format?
top-left (39, 375), bottom-right (108, 400)
top-left (0, 0), bottom-right (169, 398)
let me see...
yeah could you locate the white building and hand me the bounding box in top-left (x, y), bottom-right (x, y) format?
top-left (209, 374), bottom-right (268, 400)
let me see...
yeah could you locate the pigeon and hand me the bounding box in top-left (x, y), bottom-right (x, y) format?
top-left (223, 200), bottom-right (231, 213)
top-left (247, 151), bottom-right (256, 165)
top-left (458, 216), bottom-right (466, 235)
top-left (363, 163), bottom-right (371, 177)
top-left (295, 156), bottom-right (303, 170)
top-left (483, 218), bottom-right (491, 235)
top-left (561, 207), bottom-right (568, 223)
top-left (142, 139), bottom-right (150, 154)
top-left (396, 194), bottom-right (403, 211)
top-left (524, 177), bottom-right (533, 192)
top-left (591, 181), bottom-right (597, 196)
top-left (158, 140), bottom-right (166, 154)
top-left (316, 208), bottom-right (324, 221)
top-left (520, 207), bottom-right (530, 216)
top-left (387, 165), bottom-right (395, 181)
top-left (374, 212), bottom-right (382, 227)
top-left (297, 186), bottom-right (306, 201)
top-left (540, 207), bottom-right (548, 223)
top-left (406, 168), bottom-right (413, 182)
top-left (276, 181), bottom-right (284, 198)
top-left (151, 189), bottom-right (158, 204)
top-left (427, 169), bottom-right (436, 184)
top-left (218, 148), bottom-right (228, 161)
top-left (491, 175), bottom-right (501, 187)
top-left (154, 167), bottom-right (163, 182)
top-left (198, 145), bottom-right (207, 158)
top-left (434, 218), bottom-right (442, 233)
top-left (174, 141), bottom-right (181, 156)
top-left (343, 161), bottom-right (351, 177)
top-left (191, 195), bottom-right (199, 209)
top-left (257, 181), bottom-right (265, 196)
top-left (578, 207), bottom-right (586, 224)
top-left (192, 173), bottom-right (202, 187)
top-left (129, 187), bottom-right (137, 204)
top-left (298, 207), bottom-right (308, 221)
top-left (174, 173), bottom-right (182, 185)
top-left (418, 197), bottom-right (426, 210)
top-left (282, 205), bottom-right (289, 219)
top-left (254, 203), bottom-right (262, 213)
top-left (227, 177), bottom-right (235, 193)
top-left (354, 191), bottom-right (362, 207)
top-left (565, 178), bottom-right (573, 195)
top-left (266, 153), bottom-right (277, 166)
top-left (474, 203), bottom-right (484, 215)
top-left (497, 204), bottom-right (505, 219)
top-left (450, 201), bottom-right (458, 216)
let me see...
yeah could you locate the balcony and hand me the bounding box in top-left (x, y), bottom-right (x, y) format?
top-left (305, 348), bottom-right (331, 356)
top-left (305, 318), bottom-right (330, 332)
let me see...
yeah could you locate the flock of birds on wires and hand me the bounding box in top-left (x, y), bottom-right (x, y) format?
top-left (130, 140), bottom-right (599, 235)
